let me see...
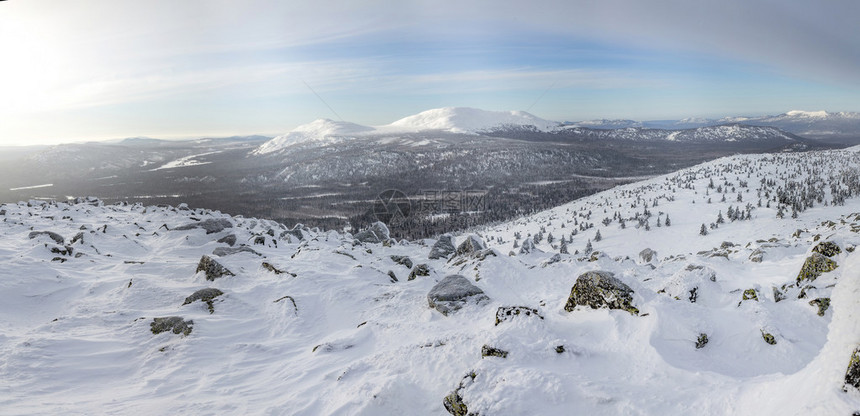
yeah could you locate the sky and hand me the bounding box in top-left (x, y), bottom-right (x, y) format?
top-left (1, 0), bottom-right (859, 146)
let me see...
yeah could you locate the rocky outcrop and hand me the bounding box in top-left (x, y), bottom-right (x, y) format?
top-left (429, 235), bottom-right (456, 259)
top-left (495, 306), bottom-right (544, 326)
top-left (196, 255), bottom-right (235, 281)
top-left (564, 271), bottom-right (639, 315)
top-left (391, 255), bottom-right (413, 269)
top-left (427, 275), bottom-right (489, 315)
top-left (809, 298), bottom-right (830, 316)
top-left (174, 218), bottom-right (233, 234)
top-left (696, 333), bottom-right (709, 349)
top-left (217, 234), bottom-right (237, 247)
top-left (749, 248), bottom-right (764, 263)
top-left (844, 348), bottom-right (860, 392)
top-left (455, 235), bottom-right (486, 258)
top-left (796, 253), bottom-right (838, 284)
top-left (28, 231), bottom-right (64, 245)
top-left (443, 371), bottom-right (476, 416)
top-left (761, 330), bottom-right (777, 345)
top-left (182, 288), bottom-right (224, 314)
top-left (150, 316), bottom-right (193, 336)
top-left (354, 221), bottom-right (390, 244)
top-left (811, 241), bottom-right (841, 257)
top-left (639, 248), bottom-right (657, 263)
top-left (408, 264), bottom-right (431, 281)
top-left (481, 345), bottom-right (508, 359)
top-left (212, 246), bottom-right (261, 257)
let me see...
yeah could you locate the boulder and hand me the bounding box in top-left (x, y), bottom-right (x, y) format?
top-left (182, 288), bottom-right (224, 314)
top-left (809, 298), bottom-right (830, 316)
top-left (391, 255), bottom-right (413, 269)
top-left (844, 348), bottom-right (860, 392)
top-left (427, 275), bottom-right (489, 315)
top-left (796, 253), bottom-right (838, 285)
top-left (811, 241), bottom-right (841, 257)
top-left (212, 246), bottom-right (261, 257)
top-left (696, 333), bottom-right (709, 349)
top-left (196, 255), bottom-right (235, 281)
top-left (28, 231), bottom-right (64, 245)
top-left (354, 221), bottom-right (390, 244)
top-left (150, 316), bottom-right (193, 336)
top-left (217, 234), bottom-right (237, 247)
top-left (174, 218), bottom-right (233, 234)
top-left (443, 372), bottom-right (476, 416)
top-left (408, 264), bottom-right (431, 281)
top-left (429, 234), bottom-right (456, 259)
top-left (455, 235), bottom-right (486, 257)
top-left (749, 248), bottom-right (764, 263)
top-left (564, 271), bottom-right (639, 315)
top-left (639, 248), bottom-right (657, 263)
top-left (761, 330), bottom-right (777, 345)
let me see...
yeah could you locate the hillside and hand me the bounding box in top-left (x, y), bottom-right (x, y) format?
top-left (3, 146), bottom-right (860, 414)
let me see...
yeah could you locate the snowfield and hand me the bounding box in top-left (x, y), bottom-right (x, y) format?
top-left (3, 147), bottom-right (860, 415)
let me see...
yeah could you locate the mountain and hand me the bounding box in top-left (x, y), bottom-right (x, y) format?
top-left (388, 107), bottom-right (560, 133)
top-left (254, 119), bottom-right (374, 154)
top-left (3, 146), bottom-right (860, 414)
top-left (567, 110), bottom-right (860, 142)
top-left (556, 124), bottom-right (806, 144)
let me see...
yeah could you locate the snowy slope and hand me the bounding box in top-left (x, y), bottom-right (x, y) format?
top-left (558, 124), bottom-right (802, 143)
top-left (255, 119), bottom-right (375, 154)
top-left (388, 107), bottom-right (560, 133)
top-left (3, 148), bottom-right (860, 414)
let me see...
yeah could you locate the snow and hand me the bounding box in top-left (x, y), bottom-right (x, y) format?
top-left (388, 107), bottom-right (559, 133)
top-left (255, 119), bottom-right (375, 155)
top-left (2, 147), bottom-right (860, 414)
top-left (149, 151), bottom-right (222, 171)
top-left (785, 110), bottom-right (829, 118)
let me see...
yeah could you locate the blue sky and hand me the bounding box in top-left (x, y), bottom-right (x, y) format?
top-left (1, 0), bottom-right (858, 145)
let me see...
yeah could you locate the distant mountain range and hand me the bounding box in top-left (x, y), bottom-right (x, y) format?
top-left (565, 110), bottom-right (860, 142)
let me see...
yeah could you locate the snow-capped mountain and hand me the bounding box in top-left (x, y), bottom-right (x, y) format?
top-left (557, 124), bottom-right (805, 143)
top-left (568, 110), bottom-right (860, 141)
top-left (254, 107), bottom-right (560, 155)
top-left (3, 146), bottom-right (860, 414)
top-left (388, 107), bottom-right (560, 133)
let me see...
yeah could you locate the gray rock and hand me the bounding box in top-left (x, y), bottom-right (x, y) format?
top-left (564, 271), bottom-right (639, 315)
top-left (196, 255), bottom-right (235, 281)
top-left (812, 241), bottom-right (841, 257)
top-left (217, 234), bottom-right (237, 247)
top-left (174, 218), bottom-right (233, 234)
top-left (150, 316), bottom-right (193, 336)
top-left (749, 248), bottom-right (764, 263)
top-left (369, 221), bottom-right (390, 241)
top-left (796, 252), bottom-right (838, 285)
top-left (391, 255), bottom-right (413, 269)
top-left (695, 333), bottom-right (709, 349)
top-left (443, 372), bottom-right (476, 416)
top-left (408, 264), bottom-right (431, 281)
top-left (639, 248), bottom-right (657, 263)
top-left (455, 235), bottom-right (486, 257)
top-left (354, 221), bottom-right (391, 244)
top-left (481, 345), bottom-right (508, 359)
top-left (429, 234), bottom-right (456, 259)
top-left (427, 275), bottom-right (489, 315)
top-left (844, 348), bottom-right (860, 392)
top-left (495, 306), bottom-right (543, 326)
top-left (279, 226), bottom-right (306, 242)
top-left (212, 246), bottom-right (261, 257)
top-left (182, 288), bottom-right (224, 314)
top-left (28, 231), bottom-right (64, 245)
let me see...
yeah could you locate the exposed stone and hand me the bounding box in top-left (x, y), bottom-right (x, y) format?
top-left (844, 348), bottom-right (860, 392)
top-left (354, 221), bottom-right (390, 244)
top-left (262, 262), bottom-right (295, 276)
top-left (495, 306), bottom-right (544, 326)
top-left (761, 330), bottom-right (777, 345)
top-left (809, 297), bottom-right (831, 316)
top-left (150, 316), bottom-right (193, 336)
top-left (217, 234), bottom-right (237, 247)
top-left (427, 275), bottom-right (489, 316)
top-left (70, 232), bottom-right (85, 245)
top-left (481, 345), bottom-right (509, 359)
top-left (443, 372), bottom-right (476, 416)
top-left (772, 286), bottom-right (787, 303)
top-left (555, 345), bottom-right (565, 354)
top-left (28, 231), bottom-right (64, 245)
top-left (564, 271), bottom-right (639, 315)
top-left (695, 333), bottom-right (709, 349)
top-left (749, 248), bottom-right (764, 263)
top-left (174, 218), bottom-right (233, 234)
top-left (408, 264), bottom-right (431, 281)
top-left (455, 235), bottom-right (486, 258)
top-left (811, 241), bottom-right (842, 257)
top-left (391, 255), bottom-right (413, 269)
top-left (182, 288), bottom-right (224, 314)
top-left (196, 255), bottom-right (235, 281)
top-left (212, 246), bottom-right (261, 257)
top-left (639, 248), bottom-right (657, 263)
top-left (796, 253), bottom-right (838, 285)
top-left (429, 234), bottom-right (456, 259)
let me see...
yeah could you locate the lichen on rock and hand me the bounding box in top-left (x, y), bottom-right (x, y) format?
top-left (844, 348), bottom-right (860, 392)
top-left (808, 297), bottom-right (830, 316)
top-left (761, 330), bottom-right (777, 345)
top-left (564, 271), bottom-right (639, 315)
top-left (182, 288), bottom-right (224, 314)
top-left (196, 255), bottom-right (235, 281)
top-left (796, 253), bottom-right (838, 285)
top-left (495, 306), bottom-right (543, 326)
top-left (811, 241), bottom-right (841, 257)
top-left (150, 316), bottom-right (193, 336)
top-left (695, 333), bottom-right (709, 349)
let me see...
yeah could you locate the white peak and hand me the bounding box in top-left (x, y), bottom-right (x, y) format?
top-left (388, 107), bottom-right (559, 133)
top-left (784, 110), bottom-right (829, 118)
top-left (255, 119), bottom-right (374, 154)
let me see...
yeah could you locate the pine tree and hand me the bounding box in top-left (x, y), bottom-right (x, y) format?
top-left (594, 230), bottom-right (602, 242)
top-left (560, 239), bottom-right (568, 254)
top-left (585, 239), bottom-right (593, 254)
top-left (700, 224), bottom-right (708, 236)
top-left (665, 214), bottom-right (671, 227)
top-left (717, 211), bottom-right (725, 224)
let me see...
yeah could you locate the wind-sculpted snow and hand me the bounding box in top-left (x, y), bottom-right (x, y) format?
top-left (3, 147), bottom-right (860, 414)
